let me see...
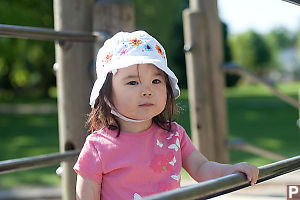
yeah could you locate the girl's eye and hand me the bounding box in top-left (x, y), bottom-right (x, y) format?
top-left (152, 79), bottom-right (161, 84)
top-left (128, 81), bottom-right (138, 85)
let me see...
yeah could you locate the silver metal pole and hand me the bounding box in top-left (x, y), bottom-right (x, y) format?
top-left (0, 24), bottom-right (107, 42)
top-left (143, 155), bottom-right (300, 200)
top-left (0, 150), bottom-right (79, 175)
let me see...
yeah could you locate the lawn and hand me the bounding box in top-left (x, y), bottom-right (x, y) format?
top-left (0, 82), bottom-right (300, 187)
top-left (0, 113), bottom-right (60, 187)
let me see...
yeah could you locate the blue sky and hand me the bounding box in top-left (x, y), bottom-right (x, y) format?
top-left (217, 0), bottom-right (300, 34)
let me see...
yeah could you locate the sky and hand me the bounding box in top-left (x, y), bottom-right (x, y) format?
top-left (217, 0), bottom-right (300, 34)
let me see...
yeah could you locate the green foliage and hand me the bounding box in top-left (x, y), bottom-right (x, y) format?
top-left (267, 27), bottom-right (295, 51)
top-left (0, 1), bottom-right (55, 98)
top-left (264, 27), bottom-right (296, 73)
top-left (230, 30), bottom-right (273, 74)
top-left (222, 22), bottom-right (241, 87)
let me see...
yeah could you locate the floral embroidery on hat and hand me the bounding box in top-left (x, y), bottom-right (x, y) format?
top-left (129, 38), bottom-right (142, 46)
top-left (104, 52), bottom-right (112, 63)
top-left (144, 44), bottom-right (153, 51)
top-left (155, 44), bottom-right (164, 55)
top-left (120, 48), bottom-right (128, 56)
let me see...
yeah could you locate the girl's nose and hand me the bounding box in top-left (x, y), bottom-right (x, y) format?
top-left (141, 87), bottom-right (152, 97)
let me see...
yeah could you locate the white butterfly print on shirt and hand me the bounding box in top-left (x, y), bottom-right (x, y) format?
top-left (133, 193), bottom-right (142, 200)
top-left (171, 174), bottom-right (180, 181)
top-left (175, 131), bottom-right (179, 136)
top-left (166, 134), bottom-right (174, 140)
top-left (168, 138), bottom-right (180, 152)
top-left (157, 139), bottom-right (163, 148)
top-left (169, 156), bottom-right (176, 166)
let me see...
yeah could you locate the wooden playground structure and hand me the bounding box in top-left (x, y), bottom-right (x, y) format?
top-left (0, 0), bottom-right (300, 199)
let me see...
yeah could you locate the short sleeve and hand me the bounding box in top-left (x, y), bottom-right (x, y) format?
top-left (179, 126), bottom-right (196, 161)
top-left (74, 135), bottom-right (103, 183)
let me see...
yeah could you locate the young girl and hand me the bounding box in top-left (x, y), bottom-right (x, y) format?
top-left (74, 31), bottom-right (259, 200)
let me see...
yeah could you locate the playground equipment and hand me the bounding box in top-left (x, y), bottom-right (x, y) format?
top-left (0, 0), bottom-right (299, 199)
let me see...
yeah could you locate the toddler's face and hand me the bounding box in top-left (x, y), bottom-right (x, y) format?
top-left (111, 64), bottom-right (167, 121)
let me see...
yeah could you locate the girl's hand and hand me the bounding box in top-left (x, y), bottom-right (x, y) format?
top-left (183, 150), bottom-right (259, 185)
top-left (231, 162), bottom-right (260, 186)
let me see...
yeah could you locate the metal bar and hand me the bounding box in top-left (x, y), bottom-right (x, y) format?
top-left (227, 139), bottom-right (286, 161)
top-left (282, 0), bottom-right (300, 6)
top-left (222, 63), bottom-right (299, 109)
top-left (143, 155), bottom-right (300, 200)
top-left (0, 150), bottom-right (80, 174)
top-left (0, 24), bottom-right (108, 42)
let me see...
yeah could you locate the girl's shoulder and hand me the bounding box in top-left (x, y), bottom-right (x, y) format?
top-left (86, 128), bottom-right (113, 142)
top-left (170, 121), bottom-right (185, 133)
top-left (91, 127), bottom-right (107, 136)
top-left (84, 128), bottom-right (120, 151)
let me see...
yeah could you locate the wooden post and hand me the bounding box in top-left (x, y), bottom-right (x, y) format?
top-left (53, 0), bottom-right (94, 199)
top-left (182, 10), bottom-right (216, 160)
top-left (183, 0), bottom-right (228, 162)
top-left (93, 0), bottom-right (135, 56)
top-left (93, 0), bottom-right (135, 35)
top-left (199, 0), bottom-right (228, 163)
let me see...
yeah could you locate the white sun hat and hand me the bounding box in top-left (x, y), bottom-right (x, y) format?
top-left (89, 30), bottom-right (180, 108)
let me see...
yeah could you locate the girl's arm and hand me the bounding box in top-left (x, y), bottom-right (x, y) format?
top-left (182, 149), bottom-right (259, 185)
top-left (76, 173), bottom-right (101, 200)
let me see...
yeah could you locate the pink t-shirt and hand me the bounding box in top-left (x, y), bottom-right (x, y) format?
top-left (74, 122), bottom-right (195, 200)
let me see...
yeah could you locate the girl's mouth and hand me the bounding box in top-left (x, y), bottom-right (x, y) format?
top-left (139, 103), bottom-right (154, 107)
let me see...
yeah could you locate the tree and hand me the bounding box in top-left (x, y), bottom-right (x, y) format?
top-left (221, 22), bottom-right (241, 87)
top-left (267, 27), bottom-right (295, 51)
top-left (230, 30), bottom-right (273, 75)
top-left (0, 1), bottom-right (55, 98)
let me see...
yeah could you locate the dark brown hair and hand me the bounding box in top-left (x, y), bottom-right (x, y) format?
top-left (86, 72), bottom-right (178, 137)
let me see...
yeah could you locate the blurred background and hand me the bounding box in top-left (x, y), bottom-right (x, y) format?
top-left (0, 0), bottom-right (300, 189)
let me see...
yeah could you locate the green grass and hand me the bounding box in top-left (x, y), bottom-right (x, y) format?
top-left (178, 82), bottom-right (300, 166)
top-left (226, 83), bottom-right (300, 165)
top-left (1, 82), bottom-right (300, 187)
top-left (180, 82), bottom-right (300, 180)
top-left (0, 113), bottom-right (60, 187)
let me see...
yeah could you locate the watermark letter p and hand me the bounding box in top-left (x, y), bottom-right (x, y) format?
top-left (287, 185), bottom-right (300, 199)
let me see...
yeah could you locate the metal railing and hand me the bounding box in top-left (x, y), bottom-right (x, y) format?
top-left (0, 23), bottom-right (96, 180)
top-left (0, 23), bottom-right (105, 177)
top-left (0, 150), bottom-right (79, 175)
top-left (228, 139), bottom-right (287, 161)
top-left (0, 22), bottom-right (96, 197)
top-left (0, 24), bottom-right (108, 42)
top-left (144, 155), bottom-right (300, 200)
top-left (283, 0), bottom-right (300, 5)
top-left (222, 62), bottom-right (299, 109)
